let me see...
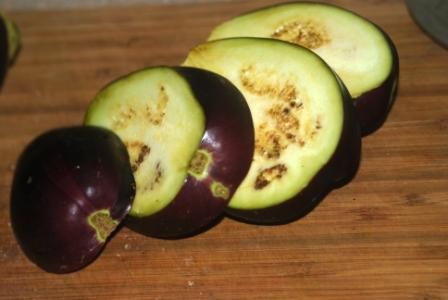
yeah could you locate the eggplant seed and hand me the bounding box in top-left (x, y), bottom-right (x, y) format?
top-left (255, 164), bottom-right (287, 190)
top-left (271, 20), bottom-right (330, 49)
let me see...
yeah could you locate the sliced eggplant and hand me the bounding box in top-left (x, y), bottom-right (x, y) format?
top-left (183, 38), bottom-right (361, 224)
top-left (207, 2), bottom-right (399, 135)
top-left (85, 66), bottom-right (254, 237)
top-left (86, 67), bottom-right (205, 218)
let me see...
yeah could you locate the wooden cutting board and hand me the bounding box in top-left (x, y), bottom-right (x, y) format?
top-left (0, 0), bottom-right (447, 299)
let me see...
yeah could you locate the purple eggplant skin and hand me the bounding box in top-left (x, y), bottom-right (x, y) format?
top-left (226, 77), bottom-right (362, 225)
top-left (355, 29), bottom-right (400, 136)
top-left (10, 126), bottom-right (135, 273)
top-left (125, 67), bottom-right (254, 238)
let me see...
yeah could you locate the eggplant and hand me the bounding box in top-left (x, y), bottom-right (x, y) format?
top-left (10, 126), bottom-right (135, 273)
top-left (183, 37), bottom-right (361, 224)
top-left (84, 66), bottom-right (254, 238)
top-left (0, 13), bottom-right (21, 88)
top-left (206, 1), bottom-right (399, 136)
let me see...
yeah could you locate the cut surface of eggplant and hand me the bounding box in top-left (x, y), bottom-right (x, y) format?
top-left (0, 14), bottom-right (21, 87)
top-left (85, 67), bottom-right (205, 217)
top-left (208, 2), bottom-right (398, 135)
top-left (184, 38), bottom-right (357, 213)
top-left (125, 67), bottom-right (254, 238)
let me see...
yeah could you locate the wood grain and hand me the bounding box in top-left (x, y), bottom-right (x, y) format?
top-left (1, 0), bottom-right (447, 299)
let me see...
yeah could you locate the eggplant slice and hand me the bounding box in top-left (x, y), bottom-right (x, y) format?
top-left (207, 2), bottom-right (399, 135)
top-left (85, 66), bottom-right (254, 237)
top-left (85, 67), bottom-right (206, 217)
top-left (184, 38), bottom-right (361, 224)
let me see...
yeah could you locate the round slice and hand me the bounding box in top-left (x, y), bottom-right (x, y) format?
top-left (85, 67), bottom-right (205, 218)
top-left (85, 66), bottom-right (254, 237)
top-left (183, 38), bottom-right (361, 224)
top-left (207, 2), bottom-right (399, 135)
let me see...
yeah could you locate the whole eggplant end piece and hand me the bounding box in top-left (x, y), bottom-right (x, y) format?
top-left (10, 126), bottom-right (135, 273)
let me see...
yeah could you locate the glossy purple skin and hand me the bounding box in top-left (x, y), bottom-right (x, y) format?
top-left (226, 76), bottom-right (361, 225)
top-left (10, 126), bottom-right (135, 273)
top-left (355, 28), bottom-right (399, 136)
top-left (125, 67), bottom-right (254, 238)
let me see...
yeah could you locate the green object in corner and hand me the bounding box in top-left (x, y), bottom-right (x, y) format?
top-left (0, 13), bottom-right (21, 87)
top-left (406, 0), bottom-right (448, 48)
